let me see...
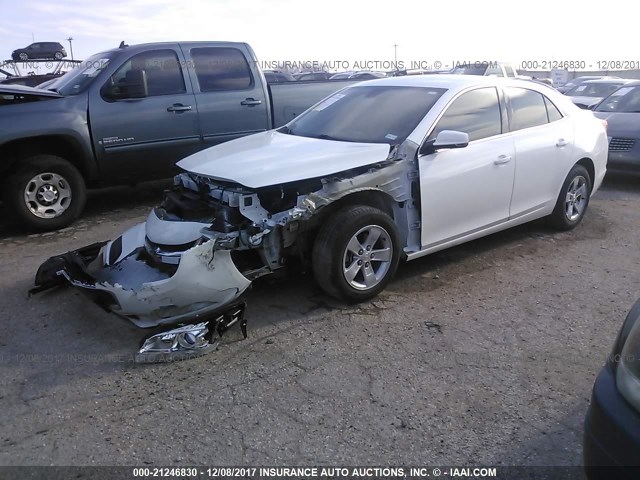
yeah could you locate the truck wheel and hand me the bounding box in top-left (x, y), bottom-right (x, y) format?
top-left (549, 164), bottom-right (592, 231)
top-left (4, 155), bottom-right (86, 231)
top-left (312, 205), bottom-right (401, 302)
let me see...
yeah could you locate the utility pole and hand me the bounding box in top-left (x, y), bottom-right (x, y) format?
top-left (67, 37), bottom-right (74, 60)
top-left (393, 44), bottom-right (399, 71)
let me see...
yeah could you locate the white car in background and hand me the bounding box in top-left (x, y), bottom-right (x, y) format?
top-left (566, 78), bottom-right (631, 109)
top-left (34, 75), bottom-right (608, 361)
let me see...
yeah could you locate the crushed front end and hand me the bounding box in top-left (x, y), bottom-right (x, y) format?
top-left (30, 172), bottom-right (322, 361)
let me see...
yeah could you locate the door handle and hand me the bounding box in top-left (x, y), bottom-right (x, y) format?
top-left (556, 138), bottom-right (568, 147)
top-left (241, 98), bottom-right (262, 106)
top-left (167, 104), bottom-right (192, 112)
top-left (494, 154), bottom-right (512, 165)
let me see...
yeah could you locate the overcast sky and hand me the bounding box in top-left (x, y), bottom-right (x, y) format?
top-left (1, 0), bottom-right (636, 71)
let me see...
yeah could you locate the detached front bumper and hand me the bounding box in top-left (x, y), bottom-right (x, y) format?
top-left (32, 222), bottom-right (252, 329)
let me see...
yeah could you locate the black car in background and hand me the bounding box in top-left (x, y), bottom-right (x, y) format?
top-left (592, 81), bottom-right (640, 174)
top-left (11, 42), bottom-right (67, 61)
top-left (584, 299), bottom-right (640, 479)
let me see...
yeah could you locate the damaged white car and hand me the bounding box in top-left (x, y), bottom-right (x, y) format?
top-left (32, 75), bottom-right (608, 361)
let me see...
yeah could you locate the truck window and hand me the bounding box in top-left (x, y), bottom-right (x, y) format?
top-left (106, 49), bottom-right (186, 97)
top-left (428, 87), bottom-right (502, 142)
top-left (190, 47), bottom-right (253, 92)
top-left (507, 87), bottom-right (548, 131)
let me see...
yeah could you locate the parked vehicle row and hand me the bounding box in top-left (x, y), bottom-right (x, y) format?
top-left (565, 79), bottom-right (631, 109)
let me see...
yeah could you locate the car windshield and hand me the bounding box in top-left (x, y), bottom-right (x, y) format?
top-left (595, 86), bottom-right (640, 113)
top-left (284, 85), bottom-right (446, 145)
top-left (566, 82), bottom-right (623, 97)
top-left (48, 52), bottom-right (114, 96)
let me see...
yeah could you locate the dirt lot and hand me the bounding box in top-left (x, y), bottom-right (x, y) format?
top-left (0, 175), bottom-right (639, 468)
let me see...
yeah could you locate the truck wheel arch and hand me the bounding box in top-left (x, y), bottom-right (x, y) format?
top-left (0, 135), bottom-right (97, 181)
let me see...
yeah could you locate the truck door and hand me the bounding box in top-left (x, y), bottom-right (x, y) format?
top-left (181, 44), bottom-right (270, 146)
top-left (88, 46), bottom-right (201, 181)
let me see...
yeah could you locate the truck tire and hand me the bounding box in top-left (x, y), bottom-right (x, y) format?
top-left (549, 164), bottom-right (592, 231)
top-left (312, 205), bottom-right (401, 302)
top-left (3, 155), bottom-right (87, 231)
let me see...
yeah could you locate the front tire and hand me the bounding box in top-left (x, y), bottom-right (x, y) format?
top-left (312, 205), bottom-right (401, 302)
top-left (54, 51), bottom-right (64, 60)
top-left (549, 164), bottom-right (592, 231)
top-left (3, 155), bottom-right (87, 231)
top-left (18, 52), bottom-right (28, 61)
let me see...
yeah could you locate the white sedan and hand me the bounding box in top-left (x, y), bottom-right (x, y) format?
top-left (34, 75), bottom-right (608, 360)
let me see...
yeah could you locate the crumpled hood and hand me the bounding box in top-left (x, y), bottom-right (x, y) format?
top-left (177, 131), bottom-right (391, 188)
top-left (593, 111), bottom-right (640, 137)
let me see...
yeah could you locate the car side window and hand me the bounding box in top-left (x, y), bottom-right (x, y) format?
top-left (507, 87), bottom-right (548, 131)
top-left (106, 49), bottom-right (186, 98)
top-left (544, 96), bottom-right (563, 122)
top-left (428, 87), bottom-right (502, 142)
top-left (190, 47), bottom-right (253, 92)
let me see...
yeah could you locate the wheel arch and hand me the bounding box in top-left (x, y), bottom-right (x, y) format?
top-left (310, 188), bottom-right (399, 224)
top-left (576, 157), bottom-right (595, 191)
top-left (0, 135), bottom-right (96, 180)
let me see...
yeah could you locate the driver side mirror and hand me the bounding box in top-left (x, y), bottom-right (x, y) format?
top-left (102, 69), bottom-right (148, 100)
top-left (420, 130), bottom-right (470, 155)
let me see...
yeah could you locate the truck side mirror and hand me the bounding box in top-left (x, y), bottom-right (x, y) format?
top-left (102, 69), bottom-right (148, 100)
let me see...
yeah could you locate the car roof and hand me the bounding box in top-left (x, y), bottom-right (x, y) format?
top-left (581, 78), bottom-right (631, 84)
top-left (354, 74), bottom-right (548, 90)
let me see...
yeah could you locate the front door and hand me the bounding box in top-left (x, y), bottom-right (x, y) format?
top-left (89, 46), bottom-right (201, 181)
top-left (419, 87), bottom-right (516, 248)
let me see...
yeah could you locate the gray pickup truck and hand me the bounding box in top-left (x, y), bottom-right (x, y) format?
top-left (0, 41), bottom-right (352, 230)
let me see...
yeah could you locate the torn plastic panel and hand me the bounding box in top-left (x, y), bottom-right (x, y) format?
top-left (33, 220), bottom-right (251, 329)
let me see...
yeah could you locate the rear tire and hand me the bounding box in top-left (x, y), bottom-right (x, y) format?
top-left (54, 51), bottom-right (64, 60)
top-left (312, 205), bottom-right (401, 302)
top-left (549, 164), bottom-right (592, 231)
top-left (3, 155), bottom-right (86, 232)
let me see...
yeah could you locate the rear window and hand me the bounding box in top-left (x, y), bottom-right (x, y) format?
top-left (190, 47), bottom-right (253, 92)
top-left (507, 87), bottom-right (548, 131)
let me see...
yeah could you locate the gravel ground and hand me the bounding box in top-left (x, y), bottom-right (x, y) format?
top-left (0, 175), bottom-right (639, 468)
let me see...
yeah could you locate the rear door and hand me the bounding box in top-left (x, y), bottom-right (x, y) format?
top-left (505, 87), bottom-right (575, 217)
top-left (181, 44), bottom-right (270, 146)
top-left (88, 46), bottom-right (201, 180)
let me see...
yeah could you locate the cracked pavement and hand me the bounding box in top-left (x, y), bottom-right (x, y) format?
top-left (0, 176), bottom-right (639, 467)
